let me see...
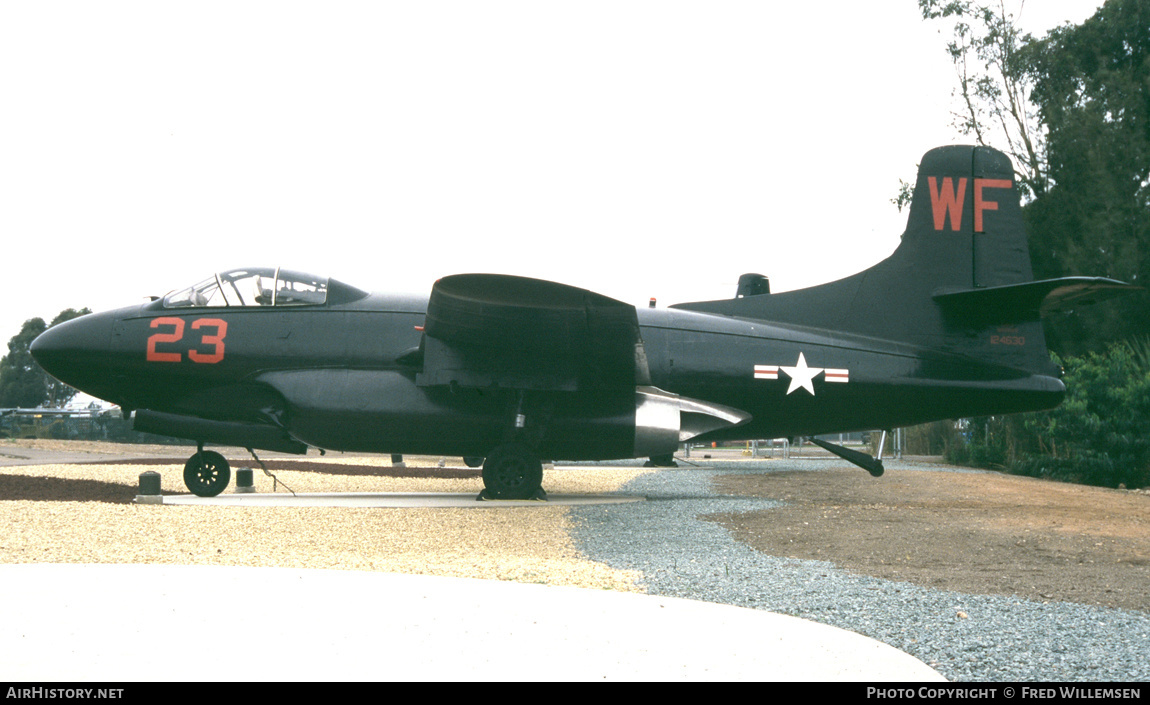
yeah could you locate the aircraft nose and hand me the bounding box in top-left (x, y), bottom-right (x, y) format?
top-left (30, 311), bottom-right (116, 394)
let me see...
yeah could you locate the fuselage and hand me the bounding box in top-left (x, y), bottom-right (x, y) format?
top-left (31, 288), bottom-right (1065, 459)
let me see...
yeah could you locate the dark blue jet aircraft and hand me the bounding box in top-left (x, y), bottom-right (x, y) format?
top-left (31, 145), bottom-right (1137, 499)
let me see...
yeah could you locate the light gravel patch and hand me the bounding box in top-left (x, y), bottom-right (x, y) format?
top-left (0, 460), bottom-right (648, 592)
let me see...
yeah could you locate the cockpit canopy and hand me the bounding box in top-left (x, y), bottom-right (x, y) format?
top-left (163, 267), bottom-right (358, 308)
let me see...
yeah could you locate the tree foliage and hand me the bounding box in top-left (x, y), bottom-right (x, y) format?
top-left (919, 0), bottom-right (1048, 198)
top-left (0, 318), bottom-right (48, 408)
top-left (1023, 0), bottom-right (1150, 353)
top-left (1018, 342), bottom-right (1150, 488)
top-left (0, 308), bottom-right (91, 408)
top-left (943, 341), bottom-right (1150, 488)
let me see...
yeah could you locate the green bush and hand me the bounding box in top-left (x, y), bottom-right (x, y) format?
top-left (1016, 342), bottom-right (1150, 488)
top-left (931, 341), bottom-right (1150, 488)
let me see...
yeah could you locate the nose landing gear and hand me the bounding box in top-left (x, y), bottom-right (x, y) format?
top-left (183, 448), bottom-right (231, 497)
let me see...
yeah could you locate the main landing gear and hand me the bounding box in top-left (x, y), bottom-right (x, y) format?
top-left (479, 443), bottom-right (546, 501)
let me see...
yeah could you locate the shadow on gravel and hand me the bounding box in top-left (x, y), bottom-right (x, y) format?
top-left (0, 475), bottom-right (135, 504)
top-left (86, 458), bottom-right (482, 479)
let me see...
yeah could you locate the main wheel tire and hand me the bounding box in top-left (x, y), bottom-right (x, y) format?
top-left (183, 450), bottom-right (231, 497)
top-left (481, 444), bottom-right (543, 499)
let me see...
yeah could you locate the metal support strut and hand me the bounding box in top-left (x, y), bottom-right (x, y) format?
top-left (247, 447), bottom-right (297, 496)
top-left (807, 437), bottom-right (885, 477)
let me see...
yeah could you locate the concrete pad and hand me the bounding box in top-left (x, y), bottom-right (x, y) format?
top-left (0, 564), bottom-right (943, 681)
top-left (150, 492), bottom-right (645, 508)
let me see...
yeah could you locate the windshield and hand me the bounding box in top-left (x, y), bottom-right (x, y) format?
top-left (164, 267), bottom-right (330, 308)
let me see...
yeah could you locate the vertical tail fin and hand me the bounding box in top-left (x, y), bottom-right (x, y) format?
top-left (673, 145), bottom-right (1135, 373)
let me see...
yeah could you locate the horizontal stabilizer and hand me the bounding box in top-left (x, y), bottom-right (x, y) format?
top-left (933, 277), bottom-right (1140, 326)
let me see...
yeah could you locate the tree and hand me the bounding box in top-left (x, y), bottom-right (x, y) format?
top-left (1022, 0), bottom-right (1150, 353)
top-left (919, 0), bottom-right (1048, 199)
top-left (0, 318), bottom-right (47, 408)
top-left (0, 308), bottom-right (91, 408)
top-left (1017, 342), bottom-right (1150, 488)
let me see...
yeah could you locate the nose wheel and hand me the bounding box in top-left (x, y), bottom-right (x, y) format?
top-left (480, 444), bottom-right (545, 500)
top-left (183, 450), bottom-right (231, 497)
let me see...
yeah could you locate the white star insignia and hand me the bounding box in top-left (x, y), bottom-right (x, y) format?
top-left (780, 352), bottom-right (823, 395)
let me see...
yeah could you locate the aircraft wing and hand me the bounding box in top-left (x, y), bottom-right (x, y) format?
top-left (416, 274), bottom-right (652, 391)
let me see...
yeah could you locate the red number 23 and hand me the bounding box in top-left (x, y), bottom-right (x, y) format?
top-left (147, 317), bottom-right (228, 364)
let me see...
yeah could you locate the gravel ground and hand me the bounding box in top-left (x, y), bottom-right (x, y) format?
top-left (569, 464), bottom-right (1150, 682)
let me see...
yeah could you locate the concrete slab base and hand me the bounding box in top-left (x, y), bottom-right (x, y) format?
top-left (0, 564), bottom-right (944, 681)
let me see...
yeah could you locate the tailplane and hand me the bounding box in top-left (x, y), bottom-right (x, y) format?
top-left (673, 145), bottom-right (1136, 373)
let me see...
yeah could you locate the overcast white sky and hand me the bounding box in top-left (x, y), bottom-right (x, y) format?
top-left (1, 1), bottom-right (1104, 344)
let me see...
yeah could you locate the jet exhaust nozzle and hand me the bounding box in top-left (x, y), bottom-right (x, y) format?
top-left (633, 386), bottom-right (751, 457)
